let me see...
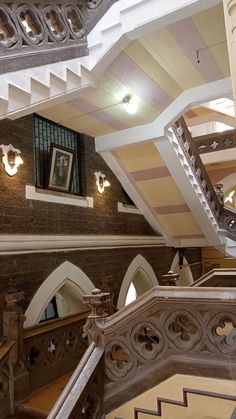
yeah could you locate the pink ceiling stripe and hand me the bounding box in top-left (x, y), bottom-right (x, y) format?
top-left (68, 98), bottom-right (129, 131)
top-left (185, 109), bottom-right (197, 118)
top-left (155, 204), bottom-right (190, 215)
top-left (208, 167), bottom-right (236, 184)
top-left (108, 52), bottom-right (172, 111)
top-left (131, 166), bottom-right (170, 181)
top-left (168, 18), bottom-right (224, 83)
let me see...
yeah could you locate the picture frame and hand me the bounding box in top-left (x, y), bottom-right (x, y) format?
top-left (48, 144), bottom-right (75, 193)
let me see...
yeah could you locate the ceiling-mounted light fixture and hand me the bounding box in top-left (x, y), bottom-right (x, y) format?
top-left (0, 144), bottom-right (23, 176)
top-left (94, 171), bottom-right (110, 194)
top-left (123, 95), bottom-right (138, 115)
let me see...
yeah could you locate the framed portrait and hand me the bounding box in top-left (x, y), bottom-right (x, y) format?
top-left (48, 144), bottom-right (75, 193)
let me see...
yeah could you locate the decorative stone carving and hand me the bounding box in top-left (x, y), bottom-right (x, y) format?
top-left (130, 321), bottom-right (164, 361)
top-left (83, 288), bottom-right (110, 319)
top-left (162, 270), bottom-right (179, 286)
top-left (0, 1), bottom-right (119, 74)
top-left (105, 338), bottom-right (136, 380)
top-left (208, 312), bottom-right (236, 354)
top-left (165, 310), bottom-right (201, 350)
top-left (214, 184), bottom-right (224, 206)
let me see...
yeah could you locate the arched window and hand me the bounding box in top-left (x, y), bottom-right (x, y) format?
top-left (25, 261), bottom-right (95, 327)
top-left (170, 252), bottom-right (193, 286)
top-left (117, 255), bottom-right (158, 309)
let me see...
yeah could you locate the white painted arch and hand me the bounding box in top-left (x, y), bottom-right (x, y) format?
top-left (117, 254), bottom-right (158, 309)
top-left (170, 252), bottom-right (193, 286)
top-left (24, 261), bottom-right (95, 328)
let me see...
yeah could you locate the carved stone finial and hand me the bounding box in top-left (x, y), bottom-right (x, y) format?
top-left (162, 271), bottom-right (179, 286)
top-left (83, 288), bottom-right (110, 318)
top-left (214, 183), bottom-right (224, 206)
top-left (4, 290), bottom-right (25, 306)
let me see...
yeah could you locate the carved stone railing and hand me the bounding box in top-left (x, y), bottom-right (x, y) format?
top-left (0, 0), bottom-right (119, 73)
top-left (47, 343), bottom-right (105, 419)
top-left (173, 117), bottom-right (236, 242)
top-left (83, 287), bottom-right (236, 413)
top-left (23, 310), bottom-right (89, 392)
top-left (173, 117), bottom-right (223, 220)
top-left (194, 129), bottom-right (236, 155)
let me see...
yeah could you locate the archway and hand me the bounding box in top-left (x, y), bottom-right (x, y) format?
top-left (24, 261), bottom-right (95, 327)
top-left (170, 252), bottom-right (193, 286)
top-left (117, 254), bottom-right (158, 309)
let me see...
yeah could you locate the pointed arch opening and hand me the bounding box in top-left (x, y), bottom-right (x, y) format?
top-left (24, 261), bottom-right (95, 328)
top-left (170, 252), bottom-right (193, 286)
top-left (117, 254), bottom-right (158, 309)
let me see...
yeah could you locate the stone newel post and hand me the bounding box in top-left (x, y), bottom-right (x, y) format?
top-left (162, 270), bottom-right (179, 286)
top-left (3, 290), bottom-right (27, 415)
top-left (83, 289), bottom-right (110, 346)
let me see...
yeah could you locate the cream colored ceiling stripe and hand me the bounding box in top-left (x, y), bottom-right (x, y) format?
top-left (115, 143), bottom-right (165, 172)
top-left (99, 71), bottom-right (158, 124)
top-left (124, 40), bottom-right (182, 98)
top-left (137, 178), bottom-right (186, 207)
top-left (192, 5), bottom-right (230, 76)
top-left (158, 213), bottom-right (203, 236)
top-left (140, 27), bottom-right (205, 90)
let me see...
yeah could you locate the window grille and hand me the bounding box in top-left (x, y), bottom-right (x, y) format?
top-left (33, 114), bottom-right (81, 195)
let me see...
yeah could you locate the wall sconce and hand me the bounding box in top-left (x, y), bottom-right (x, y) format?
top-left (0, 144), bottom-right (23, 176)
top-left (94, 171), bottom-right (110, 194)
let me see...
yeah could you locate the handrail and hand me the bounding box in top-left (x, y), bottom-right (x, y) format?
top-left (47, 342), bottom-right (104, 419)
top-left (173, 117), bottom-right (236, 242)
top-left (191, 268), bottom-right (236, 287)
top-left (23, 310), bottom-right (90, 339)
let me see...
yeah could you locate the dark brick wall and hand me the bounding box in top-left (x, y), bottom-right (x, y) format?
top-left (0, 115), bottom-right (155, 235)
top-left (0, 246), bottom-right (202, 339)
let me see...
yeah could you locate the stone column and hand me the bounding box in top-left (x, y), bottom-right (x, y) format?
top-left (223, 0), bottom-right (236, 114)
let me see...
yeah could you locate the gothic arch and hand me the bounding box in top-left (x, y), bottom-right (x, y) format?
top-left (24, 261), bottom-right (95, 327)
top-left (117, 254), bottom-right (158, 309)
top-left (170, 252), bottom-right (193, 286)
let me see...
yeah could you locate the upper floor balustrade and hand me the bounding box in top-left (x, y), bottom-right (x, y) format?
top-left (0, 0), bottom-right (119, 73)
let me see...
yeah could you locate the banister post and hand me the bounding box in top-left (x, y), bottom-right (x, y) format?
top-left (3, 290), bottom-right (29, 415)
top-left (162, 270), bottom-right (179, 286)
top-left (83, 289), bottom-right (110, 346)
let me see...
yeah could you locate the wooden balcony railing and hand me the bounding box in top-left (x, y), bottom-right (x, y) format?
top-left (173, 117), bottom-right (236, 242)
top-left (0, 0), bottom-right (119, 73)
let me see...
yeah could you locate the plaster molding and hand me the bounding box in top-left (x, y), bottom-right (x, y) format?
top-left (0, 234), bottom-right (165, 255)
top-left (154, 131), bottom-right (226, 247)
top-left (100, 150), bottom-right (178, 246)
top-left (26, 185), bottom-right (94, 208)
top-left (117, 202), bottom-right (142, 215)
top-left (24, 261), bottom-right (95, 327)
top-left (95, 78), bottom-right (232, 153)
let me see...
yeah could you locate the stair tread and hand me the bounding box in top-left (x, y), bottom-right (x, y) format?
top-left (18, 371), bottom-right (72, 416)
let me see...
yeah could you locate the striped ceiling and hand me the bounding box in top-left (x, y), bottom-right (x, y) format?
top-left (115, 143), bottom-right (204, 241)
top-left (40, 4), bottom-right (229, 138)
